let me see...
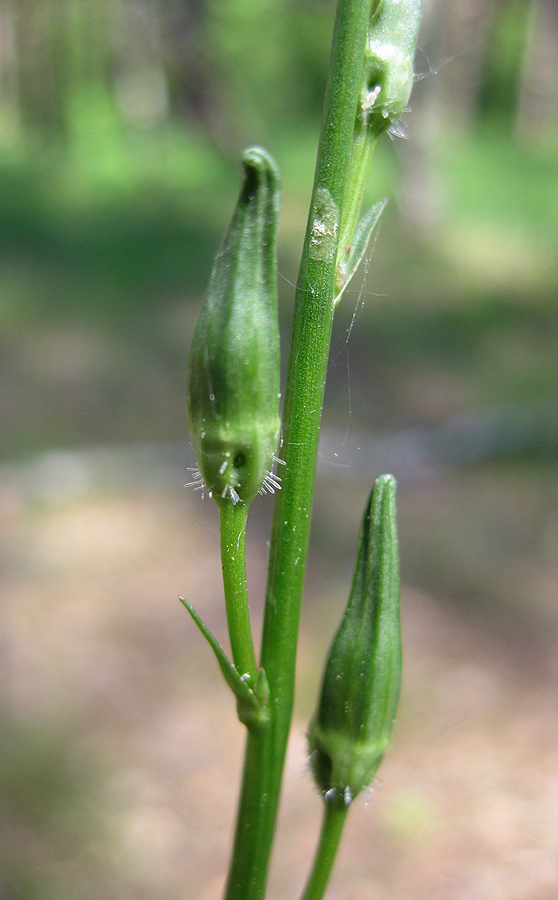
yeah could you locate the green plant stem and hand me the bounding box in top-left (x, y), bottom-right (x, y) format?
top-left (337, 127), bottom-right (378, 274)
top-left (223, 2), bottom-right (374, 898)
top-left (218, 500), bottom-right (257, 683)
top-left (299, 804), bottom-right (349, 900)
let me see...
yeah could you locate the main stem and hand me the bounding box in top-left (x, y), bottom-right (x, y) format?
top-left (223, 2), bottom-right (373, 897)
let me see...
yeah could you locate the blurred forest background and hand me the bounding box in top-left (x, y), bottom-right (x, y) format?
top-left (1, 0), bottom-right (558, 898)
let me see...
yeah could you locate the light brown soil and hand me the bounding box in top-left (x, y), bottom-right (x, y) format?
top-left (1, 465), bottom-right (557, 900)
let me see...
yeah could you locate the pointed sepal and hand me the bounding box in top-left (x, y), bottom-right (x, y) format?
top-left (334, 199), bottom-right (387, 302)
top-left (179, 597), bottom-right (269, 729)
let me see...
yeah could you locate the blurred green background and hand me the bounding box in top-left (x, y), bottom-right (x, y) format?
top-left (1, 0), bottom-right (558, 898)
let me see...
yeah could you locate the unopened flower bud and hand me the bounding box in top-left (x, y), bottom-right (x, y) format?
top-left (308, 474), bottom-right (401, 807)
top-left (188, 148), bottom-right (281, 506)
top-left (361, 0), bottom-right (422, 136)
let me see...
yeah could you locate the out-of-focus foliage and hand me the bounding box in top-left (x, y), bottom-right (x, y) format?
top-left (1, 0), bottom-right (557, 148)
top-left (0, 0), bottom-right (335, 147)
top-left (1, 0), bottom-right (557, 460)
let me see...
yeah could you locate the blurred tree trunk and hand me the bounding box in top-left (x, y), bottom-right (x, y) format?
top-left (10, 0), bottom-right (114, 138)
top-left (0, 1), bottom-right (18, 134)
top-left (13, 0), bottom-right (59, 135)
top-left (424, 0), bottom-right (557, 139)
top-left (516, 0), bottom-right (558, 141)
top-left (436, 0), bottom-right (493, 134)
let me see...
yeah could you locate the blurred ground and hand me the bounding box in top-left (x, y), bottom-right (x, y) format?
top-left (1, 446), bottom-right (557, 900)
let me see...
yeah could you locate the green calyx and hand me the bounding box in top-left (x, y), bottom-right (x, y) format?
top-left (308, 474), bottom-right (401, 808)
top-left (188, 147), bottom-right (281, 507)
top-left (362, 0), bottom-right (422, 136)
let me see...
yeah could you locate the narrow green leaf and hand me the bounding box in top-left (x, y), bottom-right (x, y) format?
top-left (334, 198), bottom-right (387, 303)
